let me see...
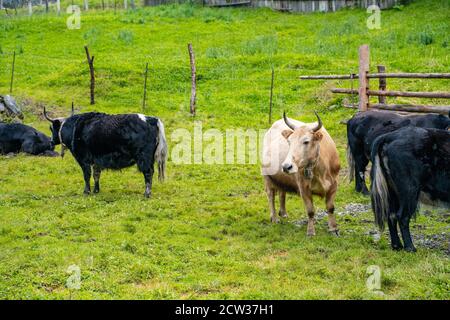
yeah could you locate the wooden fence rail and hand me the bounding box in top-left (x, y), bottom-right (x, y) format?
top-left (300, 73), bottom-right (450, 80)
top-left (300, 45), bottom-right (450, 115)
top-left (332, 88), bottom-right (450, 99)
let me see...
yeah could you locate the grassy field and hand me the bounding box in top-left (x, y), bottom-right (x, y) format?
top-left (0, 0), bottom-right (449, 299)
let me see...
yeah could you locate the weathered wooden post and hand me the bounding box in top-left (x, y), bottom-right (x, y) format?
top-left (56, 0), bottom-right (61, 15)
top-left (269, 67), bottom-right (274, 124)
top-left (84, 46), bottom-right (95, 105)
top-left (130, 0), bottom-right (135, 9)
top-left (84, 0), bottom-right (89, 10)
top-left (28, 0), bottom-right (32, 16)
top-left (44, 0), bottom-right (49, 13)
top-left (143, 63), bottom-right (149, 113)
top-left (188, 43), bottom-right (197, 116)
top-left (358, 45), bottom-right (370, 112)
top-left (10, 51), bottom-right (15, 94)
top-left (124, 0), bottom-right (127, 10)
top-left (377, 65), bottom-right (387, 104)
top-left (0, 0), bottom-right (3, 10)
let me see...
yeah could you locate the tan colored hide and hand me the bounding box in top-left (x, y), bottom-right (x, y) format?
top-left (261, 116), bottom-right (340, 236)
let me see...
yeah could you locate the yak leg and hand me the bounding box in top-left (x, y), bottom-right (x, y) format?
top-left (398, 212), bottom-right (416, 252)
top-left (267, 188), bottom-right (278, 223)
top-left (354, 153), bottom-right (370, 195)
top-left (93, 165), bottom-right (101, 194)
top-left (81, 164), bottom-right (92, 195)
top-left (325, 181), bottom-right (339, 235)
top-left (137, 156), bottom-right (154, 198)
top-left (299, 182), bottom-right (315, 236)
top-left (143, 170), bottom-right (154, 198)
top-left (264, 177), bottom-right (278, 223)
top-left (387, 216), bottom-right (403, 251)
top-left (279, 191), bottom-right (288, 218)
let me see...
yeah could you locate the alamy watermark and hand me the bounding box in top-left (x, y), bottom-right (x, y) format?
top-left (366, 265), bottom-right (384, 295)
top-left (66, 5), bottom-right (81, 30)
top-left (66, 264), bottom-right (81, 290)
top-left (367, 5), bottom-right (381, 30)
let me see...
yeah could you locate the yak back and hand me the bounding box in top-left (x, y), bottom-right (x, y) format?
top-left (349, 111), bottom-right (450, 157)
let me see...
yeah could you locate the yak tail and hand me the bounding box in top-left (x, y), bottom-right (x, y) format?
top-left (370, 139), bottom-right (390, 231)
top-left (155, 119), bottom-right (168, 182)
top-left (346, 144), bottom-right (355, 182)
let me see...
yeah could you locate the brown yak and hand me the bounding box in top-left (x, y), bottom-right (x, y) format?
top-left (261, 112), bottom-right (340, 236)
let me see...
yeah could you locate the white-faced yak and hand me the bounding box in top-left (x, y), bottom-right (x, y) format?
top-left (262, 112), bottom-right (340, 236)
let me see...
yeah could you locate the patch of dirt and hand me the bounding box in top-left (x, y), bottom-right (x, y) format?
top-left (413, 233), bottom-right (450, 255)
top-left (292, 202), bottom-right (449, 255)
top-left (19, 97), bottom-right (79, 120)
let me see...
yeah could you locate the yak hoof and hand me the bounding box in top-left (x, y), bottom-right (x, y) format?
top-left (271, 217), bottom-right (280, 223)
top-left (83, 191), bottom-right (90, 196)
top-left (144, 192), bottom-right (151, 199)
top-left (404, 246), bottom-right (417, 253)
top-left (93, 189), bottom-right (100, 194)
top-left (279, 211), bottom-right (288, 218)
top-left (329, 229), bottom-right (340, 237)
top-left (391, 243), bottom-right (403, 251)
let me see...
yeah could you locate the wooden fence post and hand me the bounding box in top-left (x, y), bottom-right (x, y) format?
top-left (124, 0), bottom-right (127, 10)
top-left (84, 0), bottom-right (89, 11)
top-left (269, 67), bottom-right (274, 124)
top-left (84, 46), bottom-right (95, 105)
top-left (44, 0), bottom-right (49, 13)
top-left (10, 51), bottom-right (15, 94)
top-left (143, 62), bottom-right (149, 113)
top-left (57, 0), bottom-right (61, 15)
top-left (130, 0), bottom-right (135, 9)
top-left (28, 0), bottom-right (32, 16)
top-left (358, 45), bottom-right (370, 112)
top-left (188, 43), bottom-right (197, 116)
top-left (377, 65), bottom-right (386, 104)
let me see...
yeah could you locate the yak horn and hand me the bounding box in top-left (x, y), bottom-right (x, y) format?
top-left (43, 107), bottom-right (55, 123)
top-left (312, 111), bottom-right (323, 132)
top-left (283, 111), bottom-right (297, 131)
top-left (70, 102), bottom-right (75, 117)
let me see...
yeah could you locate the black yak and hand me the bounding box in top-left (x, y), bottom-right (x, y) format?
top-left (370, 127), bottom-right (450, 252)
top-left (44, 107), bottom-right (167, 197)
top-left (0, 122), bottom-right (56, 156)
top-left (347, 110), bottom-right (450, 194)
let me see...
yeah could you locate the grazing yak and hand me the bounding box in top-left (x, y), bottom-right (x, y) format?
top-left (0, 122), bottom-right (57, 156)
top-left (262, 112), bottom-right (340, 236)
top-left (371, 127), bottom-right (450, 252)
top-left (347, 110), bottom-right (450, 195)
top-left (44, 107), bottom-right (167, 198)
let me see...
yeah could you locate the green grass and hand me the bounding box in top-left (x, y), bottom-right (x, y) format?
top-left (0, 1), bottom-right (449, 299)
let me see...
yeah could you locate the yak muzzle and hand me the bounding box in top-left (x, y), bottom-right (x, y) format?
top-left (282, 163), bottom-right (293, 173)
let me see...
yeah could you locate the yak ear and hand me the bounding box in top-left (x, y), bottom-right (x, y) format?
top-left (313, 131), bottom-right (323, 141)
top-left (282, 130), bottom-right (293, 139)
